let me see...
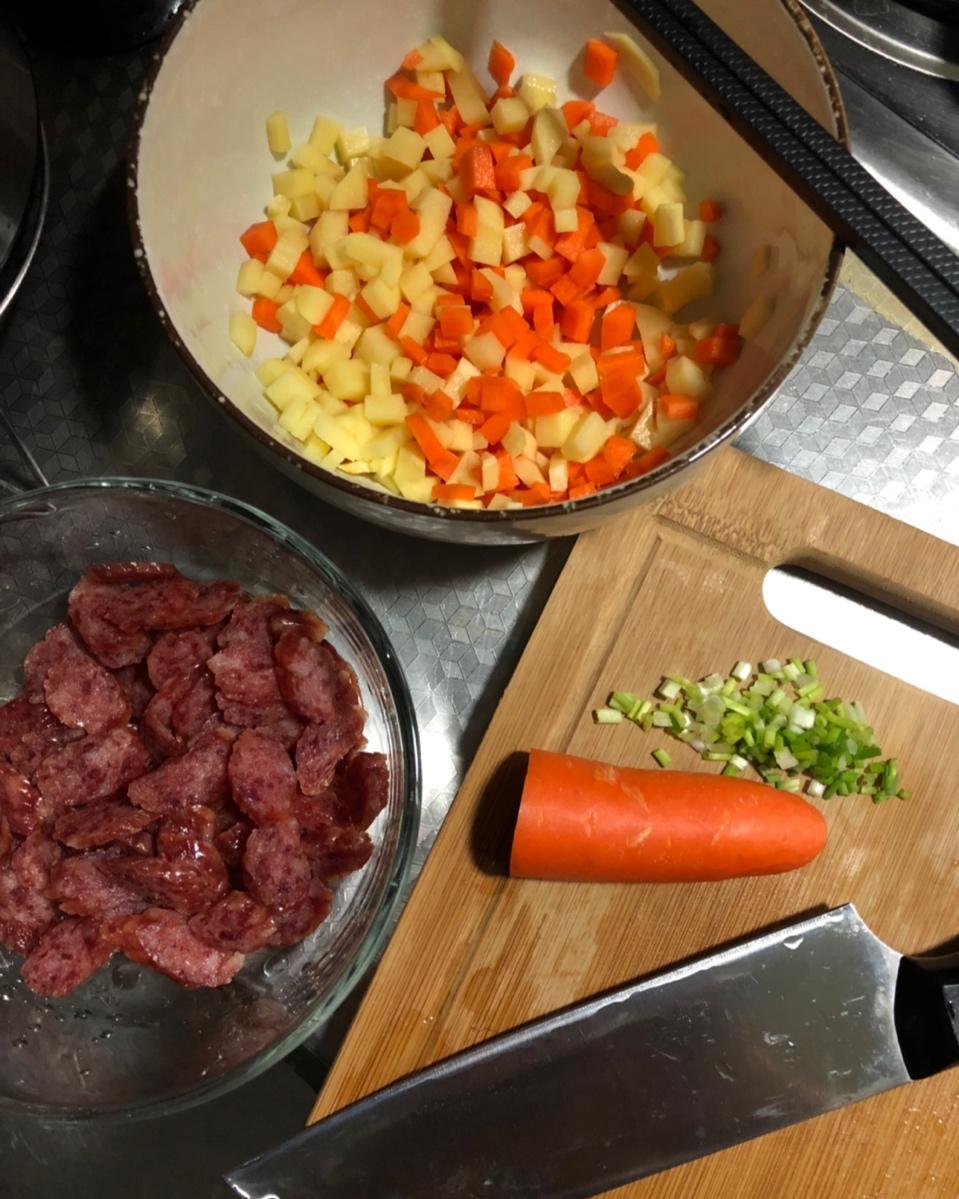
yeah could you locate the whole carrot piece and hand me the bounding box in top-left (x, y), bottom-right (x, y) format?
top-left (509, 750), bottom-right (828, 883)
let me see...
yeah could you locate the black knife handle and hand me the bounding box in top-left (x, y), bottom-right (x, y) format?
top-left (895, 951), bottom-right (959, 1079)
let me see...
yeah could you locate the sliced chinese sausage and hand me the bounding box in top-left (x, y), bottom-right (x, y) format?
top-left (53, 798), bottom-right (155, 851)
top-left (0, 762), bottom-right (49, 836)
top-left (268, 880), bottom-right (333, 948)
top-left (157, 806), bottom-right (217, 857)
top-left (185, 581), bottom-right (244, 627)
top-left (189, 891), bottom-right (277, 953)
top-left (113, 907), bottom-right (244, 988)
top-left (146, 630), bottom-right (213, 691)
top-left (302, 824), bottom-right (373, 881)
top-left (292, 789), bottom-right (336, 832)
top-left (249, 713), bottom-right (304, 750)
top-left (13, 832), bottom-right (62, 892)
top-left (328, 752), bottom-right (389, 831)
top-left (273, 635), bottom-right (349, 723)
top-left (0, 864), bottom-right (57, 954)
top-left (48, 855), bottom-right (146, 919)
top-left (5, 704), bottom-right (84, 778)
top-left (128, 728), bottom-right (233, 815)
top-left (242, 819), bottom-right (310, 913)
top-left (36, 727), bottom-right (151, 812)
top-left (24, 624), bottom-right (131, 734)
top-left (113, 664), bottom-right (155, 720)
top-left (92, 573), bottom-right (200, 633)
top-left (214, 818), bottom-right (253, 871)
top-left (21, 917), bottom-right (115, 998)
top-left (1, 695), bottom-right (54, 760)
top-left (89, 562), bottom-right (180, 583)
top-left (295, 705), bottom-right (365, 797)
top-left (208, 598), bottom-right (288, 720)
top-left (269, 608), bottom-right (328, 643)
top-left (102, 849), bottom-right (228, 916)
top-left (171, 673), bottom-right (220, 743)
top-left (68, 576), bottom-right (152, 669)
top-left (228, 730), bottom-right (296, 825)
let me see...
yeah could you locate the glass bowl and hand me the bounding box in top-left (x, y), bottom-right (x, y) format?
top-left (0, 479), bottom-right (420, 1120)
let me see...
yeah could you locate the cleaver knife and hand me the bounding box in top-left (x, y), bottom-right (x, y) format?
top-left (226, 904), bottom-right (958, 1198)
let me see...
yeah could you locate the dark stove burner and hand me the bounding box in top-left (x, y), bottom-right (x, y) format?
top-left (801, 0), bottom-right (959, 79)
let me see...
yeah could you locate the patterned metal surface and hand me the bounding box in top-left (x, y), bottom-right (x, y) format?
top-left (0, 31), bottom-right (956, 1199)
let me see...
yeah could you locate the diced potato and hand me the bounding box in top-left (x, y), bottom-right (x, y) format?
top-left (364, 392), bottom-right (409, 425)
top-left (666, 354), bottom-right (712, 400)
top-left (272, 214), bottom-right (309, 238)
top-left (395, 475), bottom-right (434, 502)
top-left (651, 405), bottom-right (695, 450)
top-left (604, 31), bottom-right (662, 102)
top-left (479, 452), bottom-right (499, 493)
top-left (623, 243), bottom-right (660, 282)
top-left (315, 388), bottom-right (349, 416)
top-left (633, 302), bottom-right (673, 368)
top-left (313, 174), bottom-right (337, 209)
top-left (324, 270), bottom-right (357, 300)
top-left (276, 299), bottom-right (312, 344)
top-left (309, 211), bottom-right (348, 266)
top-left (400, 309), bottom-right (435, 343)
top-left (528, 235), bottom-right (553, 261)
top-left (409, 366), bottom-right (446, 396)
top-left (618, 209), bottom-right (647, 245)
top-left (535, 407), bottom-right (582, 449)
top-left (671, 218), bottom-right (705, 258)
top-left (470, 195), bottom-right (504, 267)
top-left (505, 358), bottom-right (536, 391)
top-left (334, 317), bottom-right (365, 351)
top-left (635, 152), bottom-right (671, 186)
top-left (501, 223), bottom-right (529, 265)
top-left (278, 395), bottom-right (320, 441)
top-left (400, 262), bottom-right (434, 301)
top-left (479, 268), bottom-right (515, 312)
top-left (423, 124), bottom-right (456, 160)
top-left (395, 98), bottom-right (417, 128)
top-left (355, 323), bottom-right (402, 365)
top-left (265, 193), bottom-right (291, 219)
top-left (519, 72), bottom-right (557, 113)
top-left (335, 127), bottom-right (371, 164)
top-left (385, 102), bottom-right (400, 135)
top-left (498, 422), bottom-right (533, 460)
top-left (562, 411), bottom-right (610, 462)
top-left (504, 191), bottom-right (532, 219)
top-left (295, 285), bottom-right (334, 326)
top-left (514, 455), bottom-right (546, 488)
top-left (598, 242), bottom-right (630, 285)
top-left (272, 168), bottom-right (315, 199)
top-left (463, 331), bottom-right (506, 370)
top-left (369, 362), bottom-right (391, 396)
top-left (653, 202), bottom-right (685, 248)
top-left (254, 270), bottom-right (283, 301)
top-left (329, 161), bottom-right (369, 210)
top-left (551, 208), bottom-right (577, 234)
top-left (413, 35), bottom-right (464, 73)
top-left (366, 425), bottom-right (408, 457)
top-left (380, 127), bottom-right (427, 178)
top-left (289, 337), bottom-right (312, 368)
top-left (266, 110), bottom-right (291, 155)
top-left (548, 454), bottom-right (569, 493)
top-left (323, 358), bottom-right (369, 400)
top-left (302, 339), bottom-right (348, 375)
top-left (487, 494), bottom-right (522, 511)
top-left (491, 96), bottom-right (531, 136)
top-left (265, 229), bottom-right (308, 281)
top-left (446, 420), bottom-right (474, 452)
top-left (400, 168), bottom-right (430, 205)
top-left (390, 356), bottom-right (413, 383)
top-left (265, 366), bottom-right (320, 411)
top-left (339, 460), bottom-right (374, 476)
top-left (739, 294), bottom-right (775, 339)
top-left (290, 193), bottom-right (321, 222)
top-left (229, 311), bottom-right (256, 357)
top-left (420, 158), bottom-right (455, 185)
top-left (448, 450), bottom-right (481, 487)
top-left (553, 139), bottom-right (580, 170)
top-left (531, 107), bottom-right (567, 167)
top-left (313, 411), bottom-right (363, 460)
top-left (658, 262), bottom-right (715, 314)
top-left (256, 358), bottom-right (287, 387)
top-left (422, 235), bottom-right (456, 273)
top-left (303, 433), bottom-right (331, 464)
top-left (448, 65), bottom-right (492, 126)
top-left (309, 116), bottom-right (341, 154)
top-left (416, 68), bottom-right (445, 94)
top-left (569, 353), bottom-right (599, 394)
top-left (236, 259), bottom-right (264, 298)
top-left (444, 356), bottom-right (480, 401)
top-left (288, 143), bottom-right (324, 174)
top-left (406, 188), bottom-right (453, 259)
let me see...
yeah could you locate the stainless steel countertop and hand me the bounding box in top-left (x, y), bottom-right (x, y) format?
top-left (0, 32), bottom-right (956, 1199)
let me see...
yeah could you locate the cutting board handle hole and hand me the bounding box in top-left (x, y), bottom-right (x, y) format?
top-left (763, 565), bottom-right (959, 704)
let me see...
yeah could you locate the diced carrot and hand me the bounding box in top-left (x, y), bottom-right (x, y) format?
top-left (494, 157), bottom-right (531, 192)
top-left (407, 413), bottom-right (459, 480)
top-left (385, 302), bottom-right (411, 341)
top-left (479, 413), bottom-right (510, 444)
top-left (386, 73), bottom-right (443, 101)
top-left (550, 273), bottom-right (582, 307)
top-left (488, 307), bottom-right (530, 349)
top-left (584, 457), bottom-right (615, 487)
top-left (532, 342), bottom-right (571, 374)
top-left (526, 204), bottom-right (556, 246)
top-left (434, 482), bottom-right (476, 503)
top-left (456, 202), bottom-right (478, 237)
top-left (371, 189), bottom-right (405, 232)
top-left (423, 389), bottom-right (456, 419)
top-left (701, 234), bottom-right (721, 262)
top-left (470, 270), bottom-right (494, 303)
top-left (479, 376), bottom-right (524, 418)
top-left (251, 297), bottom-right (281, 333)
top-left (659, 394), bottom-right (699, 422)
top-left (424, 353), bottom-right (456, 378)
top-left (511, 482), bottom-right (551, 506)
top-left (348, 211), bottom-right (370, 234)
top-left (531, 300), bottom-right (554, 340)
top-left (488, 40), bottom-right (515, 87)
top-left (520, 200), bottom-right (546, 226)
top-left (400, 336), bottom-right (429, 366)
top-left (459, 142), bottom-right (496, 198)
top-left (507, 328), bottom-right (539, 362)
top-left (694, 335), bottom-right (743, 367)
top-left (437, 304), bottom-right (473, 340)
top-left (624, 445), bottom-right (670, 478)
top-left (489, 141), bottom-right (513, 165)
top-left (602, 379), bottom-right (643, 418)
top-left (559, 298), bottom-right (594, 343)
top-left (569, 247), bottom-right (606, 290)
top-left (625, 131), bottom-right (660, 170)
top-left (562, 98), bottom-right (595, 131)
top-left (660, 333), bottom-right (676, 359)
top-left (495, 449), bottom-right (518, 490)
top-left (585, 177), bottom-right (630, 215)
top-left (313, 293), bottom-right (350, 339)
top-left (288, 250), bottom-right (326, 287)
top-left (391, 208), bottom-right (421, 245)
top-left (402, 48), bottom-right (424, 69)
top-left (447, 229), bottom-right (472, 266)
top-left (569, 481), bottom-right (598, 500)
top-left (525, 256), bottom-right (566, 290)
top-left (597, 347), bottom-right (646, 379)
top-left (591, 286), bottom-right (622, 310)
top-left (603, 435), bottom-right (636, 478)
top-left (525, 391), bottom-right (565, 417)
top-left (240, 221), bottom-right (278, 262)
top-left (699, 199), bottom-right (723, 222)
top-left (521, 288), bottom-right (554, 313)
top-left (401, 382), bottom-right (427, 406)
top-left (414, 99), bottom-right (441, 135)
top-left (601, 303), bottom-right (636, 350)
top-left (583, 38), bottom-right (618, 88)
top-left (438, 105), bottom-right (462, 135)
top-left (510, 750), bottom-right (828, 882)
top-left (457, 406), bottom-right (486, 427)
top-left (588, 110), bottom-right (618, 135)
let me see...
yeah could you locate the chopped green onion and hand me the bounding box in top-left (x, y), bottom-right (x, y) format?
top-left (731, 660), bottom-right (752, 682)
top-left (652, 748), bottom-right (671, 768)
top-left (657, 679), bottom-right (682, 701)
top-left (593, 707), bottom-right (624, 724)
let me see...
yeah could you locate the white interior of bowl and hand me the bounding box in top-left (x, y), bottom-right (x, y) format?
top-left (135, 0), bottom-right (840, 487)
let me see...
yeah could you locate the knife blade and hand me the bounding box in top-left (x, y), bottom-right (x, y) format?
top-left (226, 905), bottom-right (959, 1199)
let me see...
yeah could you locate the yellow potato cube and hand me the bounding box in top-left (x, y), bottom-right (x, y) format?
top-left (504, 358), bottom-right (536, 391)
top-left (405, 188), bottom-right (453, 259)
top-left (335, 127), bottom-right (371, 164)
top-left (324, 270), bottom-right (357, 300)
top-left (276, 300), bottom-right (312, 344)
top-left (355, 324), bottom-right (401, 366)
top-left (323, 358), bottom-right (369, 401)
top-left (553, 208), bottom-right (578, 234)
top-left (445, 421), bottom-right (474, 453)
top-left (448, 450), bottom-right (481, 487)
top-left (518, 72), bottom-right (557, 113)
top-left (286, 336), bottom-right (310, 366)
top-left (422, 124), bottom-right (456, 161)
top-left (562, 411), bottom-right (611, 462)
top-left (535, 407), bottom-right (582, 449)
top-left (312, 411), bottom-right (363, 460)
top-left (256, 358), bottom-right (287, 387)
top-left (390, 356), bottom-right (413, 382)
top-left (363, 392), bottom-right (409, 425)
top-left (265, 366), bottom-right (320, 411)
top-left (254, 270), bottom-right (282, 301)
top-left (657, 262), bottom-right (715, 314)
top-left (444, 356), bottom-right (480, 401)
top-left (480, 452), bottom-right (499, 493)
top-left (422, 235), bottom-right (456, 271)
top-left (514, 455), bottom-right (546, 488)
top-left (463, 331), bottom-right (505, 371)
top-left (653, 202), bottom-right (685, 248)
top-left (294, 285), bottom-right (334, 326)
top-left (272, 168), bottom-right (315, 199)
top-left (598, 242), bottom-right (630, 285)
top-left (504, 191), bottom-right (532, 219)
top-left (401, 168), bottom-right (430, 204)
top-left (266, 110), bottom-right (291, 155)
top-left (665, 354), bottom-right (712, 399)
top-left (360, 278), bottom-right (401, 320)
top-left (528, 235), bottom-right (553, 261)
top-left (569, 353), bottom-right (599, 394)
top-left (316, 388), bottom-right (349, 416)
top-left (399, 263), bottom-right (433, 302)
top-left (448, 65), bottom-right (492, 126)
top-left (623, 243), bottom-right (660, 282)
top-left (416, 68), bottom-right (445, 94)
top-left (313, 174), bottom-right (337, 210)
top-left (501, 422), bottom-right (536, 461)
top-left (229, 312), bottom-right (256, 357)
top-left (399, 309), bottom-right (435, 343)
top-left (531, 107), bottom-right (566, 166)
top-left (412, 35), bottom-right (463, 72)
top-left (395, 446), bottom-right (427, 488)
top-left (334, 318), bottom-right (365, 351)
top-left (618, 209), bottom-right (647, 245)
top-left (501, 223), bottom-right (529, 265)
top-left (548, 454), bottom-right (569, 493)
top-left (470, 196), bottom-right (504, 267)
top-left (491, 97), bottom-right (531, 135)
top-left (265, 229), bottom-right (309, 281)
top-left (290, 192), bottom-right (321, 222)
top-left (329, 161), bottom-right (369, 210)
top-left (265, 193), bottom-right (291, 219)
top-left (420, 158), bottom-right (455, 185)
top-left (394, 98), bottom-right (417, 128)
top-left (278, 395), bottom-right (320, 441)
top-left (290, 143), bottom-right (326, 173)
top-left (380, 127), bottom-right (427, 177)
top-left (236, 259), bottom-right (264, 298)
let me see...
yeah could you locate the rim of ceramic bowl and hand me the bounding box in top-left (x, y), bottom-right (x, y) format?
top-left (0, 476), bottom-right (422, 1122)
top-left (127, 0), bottom-right (847, 528)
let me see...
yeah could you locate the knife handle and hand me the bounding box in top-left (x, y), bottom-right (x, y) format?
top-left (895, 951), bottom-right (959, 1079)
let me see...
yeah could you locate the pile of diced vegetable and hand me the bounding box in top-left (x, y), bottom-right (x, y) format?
top-left (229, 33), bottom-right (752, 509)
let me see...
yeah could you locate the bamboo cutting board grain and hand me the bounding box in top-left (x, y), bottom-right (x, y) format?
top-left (310, 448), bottom-right (959, 1199)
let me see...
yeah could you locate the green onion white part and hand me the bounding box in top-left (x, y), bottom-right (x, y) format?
top-left (591, 659), bottom-right (908, 802)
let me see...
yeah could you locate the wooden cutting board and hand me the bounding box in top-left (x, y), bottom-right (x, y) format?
top-left (310, 447), bottom-right (959, 1198)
